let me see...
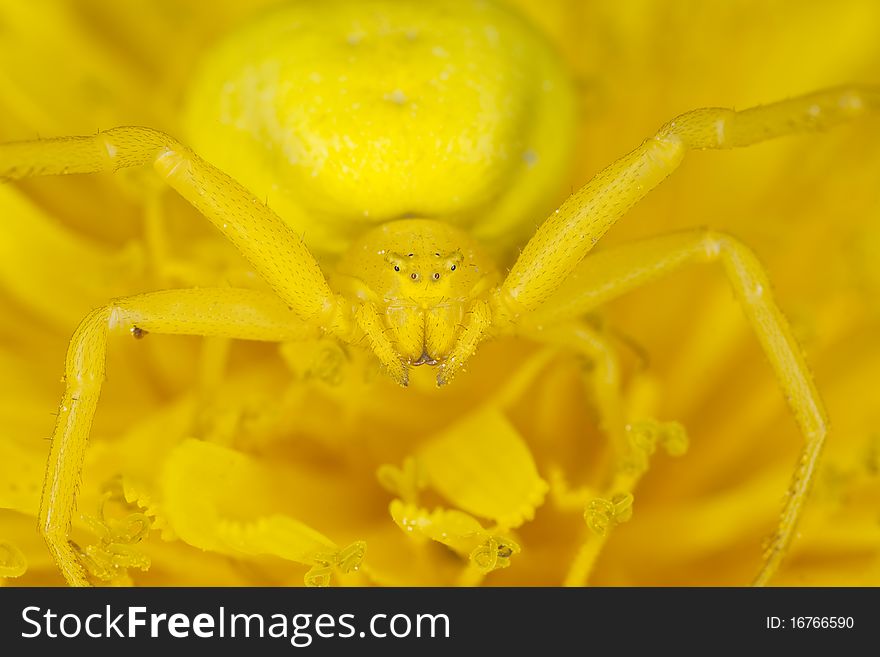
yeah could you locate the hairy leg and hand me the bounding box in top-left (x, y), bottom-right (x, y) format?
top-left (496, 86), bottom-right (879, 316)
top-left (41, 287), bottom-right (316, 585)
top-left (0, 127), bottom-right (407, 381)
top-left (3, 131), bottom-right (385, 335)
top-left (524, 229), bottom-right (827, 585)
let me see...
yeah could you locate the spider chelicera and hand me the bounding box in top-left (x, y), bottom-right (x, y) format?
top-left (1, 0), bottom-right (877, 586)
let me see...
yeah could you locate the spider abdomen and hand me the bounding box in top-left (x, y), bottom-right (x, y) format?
top-left (183, 0), bottom-right (576, 257)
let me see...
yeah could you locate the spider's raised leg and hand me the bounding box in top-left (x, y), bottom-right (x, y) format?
top-left (526, 229), bottom-right (828, 585)
top-left (0, 127), bottom-right (407, 382)
top-left (494, 86), bottom-right (879, 318)
top-left (41, 287), bottom-right (317, 586)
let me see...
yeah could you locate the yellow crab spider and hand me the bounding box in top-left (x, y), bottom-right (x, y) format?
top-left (0, 0), bottom-right (877, 587)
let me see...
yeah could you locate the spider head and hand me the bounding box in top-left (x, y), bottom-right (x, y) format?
top-left (333, 219), bottom-right (499, 364)
top-left (335, 219), bottom-right (497, 306)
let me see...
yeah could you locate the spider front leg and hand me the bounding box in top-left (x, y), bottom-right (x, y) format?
top-left (496, 85), bottom-right (879, 316)
top-left (444, 86), bottom-right (880, 386)
top-left (41, 288), bottom-right (318, 586)
top-left (526, 229), bottom-right (828, 585)
top-left (0, 127), bottom-right (408, 383)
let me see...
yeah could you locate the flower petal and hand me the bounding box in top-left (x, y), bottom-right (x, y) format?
top-left (418, 407), bottom-right (548, 528)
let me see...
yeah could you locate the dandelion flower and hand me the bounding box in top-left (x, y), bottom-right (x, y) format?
top-left (1, 0), bottom-right (879, 587)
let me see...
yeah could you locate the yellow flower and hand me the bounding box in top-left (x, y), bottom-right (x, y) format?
top-left (1, 0), bottom-right (879, 587)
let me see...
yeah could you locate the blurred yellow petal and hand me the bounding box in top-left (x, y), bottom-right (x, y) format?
top-left (417, 408), bottom-right (548, 528)
top-left (0, 540), bottom-right (27, 579)
top-left (160, 438), bottom-right (366, 586)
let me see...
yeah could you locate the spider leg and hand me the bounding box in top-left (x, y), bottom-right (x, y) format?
top-left (513, 321), bottom-right (626, 474)
top-left (526, 229), bottom-right (828, 586)
top-left (0, 127), bottom-right (407, 381)
top-left (41, 287), bottom-right (318, 586)
top-left (495, 85), bottom-right (879, 316)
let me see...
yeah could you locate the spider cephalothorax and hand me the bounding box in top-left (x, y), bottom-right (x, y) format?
top-left (331, 219), bottom-right (497, 366)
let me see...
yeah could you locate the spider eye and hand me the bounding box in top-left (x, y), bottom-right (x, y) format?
top-left (432, 272), bottom-right (440, 281)
top-left (410, 272), bottom-right (420, 281)
top-left (450, 264), bottom-right (456, 271)
top-left (394, 265), bottom-right (400, 272)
